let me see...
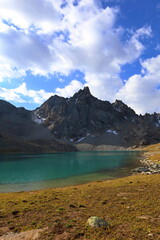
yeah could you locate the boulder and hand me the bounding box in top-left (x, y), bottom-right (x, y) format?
top-left (86, 216), bottom-right (109, 228)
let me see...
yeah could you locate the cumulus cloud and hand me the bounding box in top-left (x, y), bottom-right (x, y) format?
top-left (0, 82), bottom-right (54, 104)
top-left (0, 80), bottom-right (83, 106)
top-left (0, 0), bottom-right (157, 113)
top-left (0, 27), bottom-right (53, 76)
top-left (56, 80), bottom-right (84, 97)
top-left (116, 55), bottom-right (160, 114)
top-left (48, 4), bottom-right (151, 101)
top-left (0, 86), bottom-right (25, 103)
top-left (0, 57), bottom-right (26, 82)
top-left (0, 0), bottom-right (62, 33)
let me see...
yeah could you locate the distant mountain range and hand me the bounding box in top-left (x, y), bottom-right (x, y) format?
top-left (0, 87), bottom-right (160, 153)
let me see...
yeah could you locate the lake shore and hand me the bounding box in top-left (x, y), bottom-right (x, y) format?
top-left (132, 143), bottom-right (160, 175)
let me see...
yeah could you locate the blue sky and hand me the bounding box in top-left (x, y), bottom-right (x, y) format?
top-left (0, 0), bottom-right (160, 114)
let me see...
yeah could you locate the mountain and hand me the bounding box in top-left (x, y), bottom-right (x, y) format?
top-left (34, 87), bottom-right (160, 150)
top-left (0, 100), bottom-right (76, 153)
top-left (0, 87), bottom-right (160, 152)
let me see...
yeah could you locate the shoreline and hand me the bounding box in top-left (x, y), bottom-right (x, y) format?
top-left (0, 151), bottom-right (143, 193)
top-left (132, 150), bottom-right (160, 175)
top-left (0, 148), bottom-right (159, 194)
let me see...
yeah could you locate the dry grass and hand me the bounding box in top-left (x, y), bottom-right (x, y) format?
top-left (0, 174), bottom-right (160, 240)
top-left (142, 143), bottom-right (160, 151)
top-left (142, 143), bottom-right (160, 163)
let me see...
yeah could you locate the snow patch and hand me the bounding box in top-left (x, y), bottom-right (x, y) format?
top-left (32, 112), bottom-right (46, 124)
top-left (106, 129), bottom-right (118, 135)
top-left (155, 120), bottom-right (160, 127)
top-left (132, 118), bottom-right (135, 123)
top-left (76, 137), bottom-right (85, 142)
top-left (113, 106), bottom-right (121, 112)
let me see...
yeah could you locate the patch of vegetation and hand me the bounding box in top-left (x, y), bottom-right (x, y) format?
top-left (142, 143), bottom-right (160, 163)
top-left (0, 173), bottom-right (160, 239)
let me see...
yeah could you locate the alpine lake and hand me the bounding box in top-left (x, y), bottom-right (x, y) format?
top-left (0, 151), bottom-right (142, 192)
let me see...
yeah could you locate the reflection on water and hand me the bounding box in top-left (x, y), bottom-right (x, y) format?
top-left (0, 151), bottom-right (142, 192)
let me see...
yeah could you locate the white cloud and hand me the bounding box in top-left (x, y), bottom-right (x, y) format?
top-left (0, 80), bottom-right (84, 105)
top-left (0, 87), bottom-right (25, 103)
top-left (155, 44), bottom-right (160, 51)
top-left (116, 55), bottom-right (160, 114)
top-left (0, 27), bottom-right (53, 76)
top-left (56, 80), bottom-right (84, 97)
top-left (48, 5), bottom-right (151, 101)
top-left (0, 0), bottom-right (62, 33)
top-left (0, 57), bottom-right (26, 82)
top-left (0, 82), bottom-right (54, 104)
top-left (0, 0), bottom-right (156, 113)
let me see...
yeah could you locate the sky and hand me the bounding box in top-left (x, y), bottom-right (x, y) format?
top-left (0, 0), bottom-right (160, 115)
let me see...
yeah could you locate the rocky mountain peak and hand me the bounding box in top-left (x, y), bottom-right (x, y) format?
top-left (72, 86), bottom-right (92, 100)
top-left (112, 99), bottom-right (136, 117)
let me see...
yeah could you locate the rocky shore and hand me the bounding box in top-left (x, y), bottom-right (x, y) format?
top-left (132, 152), bottom-right (160, 175)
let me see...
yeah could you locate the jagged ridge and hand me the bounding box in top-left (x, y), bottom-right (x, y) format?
top-left (0, 87), bottom-right (160, 152)
top-left (34, 87), bottom-right (160, 147)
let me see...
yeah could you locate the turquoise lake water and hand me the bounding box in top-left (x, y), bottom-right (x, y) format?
top-left (0, 151), bottom-right (142, 192)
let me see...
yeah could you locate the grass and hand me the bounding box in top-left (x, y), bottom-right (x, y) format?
top-left (0, 173), bottom-right (160, 239)
top-left (142, 143), bottom-right (160, 164)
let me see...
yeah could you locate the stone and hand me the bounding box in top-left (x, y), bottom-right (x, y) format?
top-left (79, 205), bottom-right (86, 208)
top-left (86, 216), bottom-right (109, 228)
top-left (11, 211), bottom-right (20, 216)
top-left (148, 233), bottom-right (153, 237)
top-left (69, 204), bottom-right (76, 208)
top-left (132, 167), bottom-right (149, 173)
top-left (140, 167), bottom-right (150, 172)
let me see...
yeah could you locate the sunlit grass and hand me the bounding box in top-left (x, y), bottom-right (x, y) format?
top-left (0, 174), bottom-right (160, 239)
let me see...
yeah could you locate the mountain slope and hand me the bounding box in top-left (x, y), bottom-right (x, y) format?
top-left (0, 100), bottom-right (77, 153)
top-left (34, 87), bottom-right (160, 148)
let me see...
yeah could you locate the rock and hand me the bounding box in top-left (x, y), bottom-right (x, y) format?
top-left (11, 211), bottom-right (20, 216)
top-left (101, 200), bottom-right (108, 205)
top-left (148, 233), bottom-right (154, 237)
top-left (86, 216), bottom-right (109, 228)
top-left (138, 167), bottom-right (150, 173)
top-left (0, 229), bottom-right (43, 240)
top-left (79, 205), bottom-right (86, 208)
top-left (69, 204), bottom-right (76, 208)
top-left (132, 167), bottom-right (149, 173)
top-left (133, 157), bottom-right (160, 176)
